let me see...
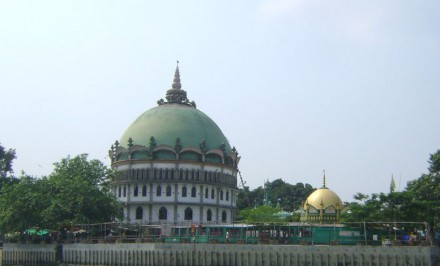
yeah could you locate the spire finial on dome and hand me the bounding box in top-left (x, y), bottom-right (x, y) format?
top-left (172, 60), bottom-right (181, 90)
top-left (165, 61), bottom-right (188, 104)
top-left (159, 63), bottom-right (196, 108)
top-left (322, 170), bottom-right (327, 188)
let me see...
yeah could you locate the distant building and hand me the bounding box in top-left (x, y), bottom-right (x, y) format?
top-left (300, 174), bottom-right (345, 223)
top-left (109, 64), bottom-right (240, 224)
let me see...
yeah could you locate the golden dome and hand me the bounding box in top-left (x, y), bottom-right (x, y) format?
top-left (304, 187), bottom-right (344, 211)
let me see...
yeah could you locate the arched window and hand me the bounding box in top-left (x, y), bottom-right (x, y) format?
top-left (191, 187), bottom-right (196, 197)
top-left (123, 186), bottom-right (127, 197)
top-left (118, 187), bottom-right (122, 197)
top-left (136, 207), bottom-right (143, 220)
top-left (166, 185), bottom-right (172, 196)
top-left (226, 191), bottom-right (229, 201)
top-left (184, 207), bottom-right (193, 220)
top-left (182, 186), bottom-right (187, 197)
top-left (220, 190), bottom-right (224, 200)
top-left (222, 211), bottom-right (227, 223)
top-left (205, 188), bottom-right (208, 199)
top-left (134, 185), bottom-right (139, 197)
top-left (207, 209), bottom-right (212, 222)
top-left (159, 207), bottom-right (167, 220)
top-left (211, 188), bottom-right (214, 199)
top-left (142, 185), bottom-right (147, 196)
top-left (156, 185), bottom-right (162, 197)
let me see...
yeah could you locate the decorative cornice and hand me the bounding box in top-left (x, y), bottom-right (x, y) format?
top-left (109, 136), bottom-right (239, 168)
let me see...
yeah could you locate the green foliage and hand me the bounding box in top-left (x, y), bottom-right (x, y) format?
top-left (345, 149), bottom-right (440, 229)
top-left (0, 143), bottom-right (16, 178)
top-left (398, 150), bottom-right (440, 228)
top-left (0, 154), bottom-right (122, 234)
top-left (343, 193), bottom-right (383, 222)
top-left (0, 175), bottom-right (51, 233)
top-left (428, 149), bottom-right (440, 174)
top-left (237, 186), bottom-right (264, 210)
top-left (0, 143), bottom-right (18, 189)
top-left (237, 179), bottom-right (315, 212)
top-left (405, 175), bottom-right (440, 227)
top-left (238, 205), bottom-right (287, 223)
top-left (343, 191), bottom-right (414, 223)
top-left (42, 154), bottom-right (122, 228)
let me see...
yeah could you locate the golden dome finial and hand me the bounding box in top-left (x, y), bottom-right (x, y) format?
top-left (322, 169), bottom-right (327, 188)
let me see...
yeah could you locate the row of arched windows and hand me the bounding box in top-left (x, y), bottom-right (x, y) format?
top-left (120, 185), bottom-right (232, 201)
top-left (127, 168), bottom-right (237, 186)
top-left (130, 185), bottom-right (198, 198)
top-left (203, 188), bottom-right (231, 201)
top-left (135, 206), bottom-right (228, 222)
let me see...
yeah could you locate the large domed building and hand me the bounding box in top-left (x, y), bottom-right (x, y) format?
top-left (300, 174), bottom-right (345, 223)
top-left (109, 65), bottom-right (240, 224)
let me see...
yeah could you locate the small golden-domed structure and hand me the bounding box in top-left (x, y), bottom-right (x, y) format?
top-left (300, 172), bottom-right (345, 223)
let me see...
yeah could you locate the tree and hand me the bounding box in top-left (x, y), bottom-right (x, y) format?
top-left (0, 143), bottom-right (16, 178)
top-left (236, 179), bottom-right (315, 212)
top-left (0, 143), bottom-right (18, 189)
top-left (0, 154), bottom-right (122, 234)
top-left (405, 174), bottom-right (440, 228)
top-left (428, 149), bottom-right (440, 174)
top-left (236, 186), bottom-right (252, 210)
top-left (238, 205), bottom-right (287, 223)
top-left (237, 186), bottom-right (264, 210)
top-left (345, 150), bottom-right (440, 228)
top-left (42, 154), bottom-right (122, 228)
top-left (404, 150), bottom-right (440, 229)
top-left (0, 175), bottom-right (51, 233)
top-left (343, 193), bottom-right (384, 222)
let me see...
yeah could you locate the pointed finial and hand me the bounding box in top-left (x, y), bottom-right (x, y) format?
top-left (161, 62), bottom-right (197, 107)
top-left (172, 61), bottom-right (181, 90)
top-left (322, 170), bottom-right (327, 188)
top-left (390, 174), bottom-right (396, 193)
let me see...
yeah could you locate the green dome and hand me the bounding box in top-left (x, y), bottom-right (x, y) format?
top-left (120, 103), bottom-right (232, 153)
top-left (111, 65), bottom-right (238, 166)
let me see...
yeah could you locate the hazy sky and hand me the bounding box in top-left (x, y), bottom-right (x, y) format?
top-left (1, 0), bottom-right (439, 202)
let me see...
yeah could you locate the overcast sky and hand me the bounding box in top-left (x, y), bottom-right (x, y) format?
top-left (1, 0), bottom-right (439, 202)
